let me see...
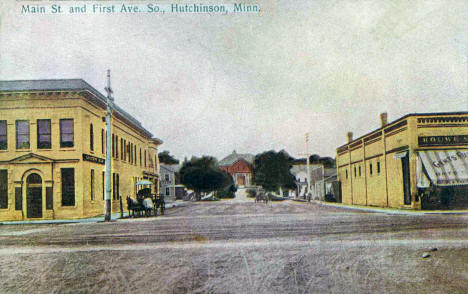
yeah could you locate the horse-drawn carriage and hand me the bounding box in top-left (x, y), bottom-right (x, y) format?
top-left (126, 180), bottom-right (165, 218)
top-left (255, 188), bottom-right (269, 204)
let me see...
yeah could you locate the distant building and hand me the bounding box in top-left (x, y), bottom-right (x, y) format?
top-left (0, 79), bottom-right (163, 221)
top-left (310, 165), bottom-right (338, 201)
top-left (219, 151), bottom-right (254, 187)
top-left (336, 112), bottom-right (468, 210)
top-left (159, 164), bottom-right (186, 201)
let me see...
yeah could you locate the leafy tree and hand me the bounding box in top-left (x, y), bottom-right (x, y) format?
top-left (253, 150), bottom-right (297, 193)
top-left (158, 150), bottom-right (179, 165)
top-left (179, 156), bottom-right (231, 200)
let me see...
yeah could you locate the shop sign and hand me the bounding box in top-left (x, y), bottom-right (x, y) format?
top-left (418, 135), bottom-right (468, 147)
top-left (82, 153), bottom-right (105, 165)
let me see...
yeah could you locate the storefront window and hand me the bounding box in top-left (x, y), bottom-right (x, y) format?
top-left (60, 119), bottom-right (74, 148)
top-left (0, 121), bottom-right (7, 150)
top-left (37, 119), bottom-right (51, 149)
top-left (16, 120), bottom-right (30, 149)
top-left (61, 168), bottom-right (75, 206)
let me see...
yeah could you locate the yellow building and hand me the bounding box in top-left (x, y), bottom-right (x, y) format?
top-left (0, 79), bottom-right (162, 221)
top-left (336, 112), bottom-right (468, 210)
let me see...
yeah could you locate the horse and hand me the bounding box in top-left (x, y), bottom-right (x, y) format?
top-left (127, 196), bottom-right (144, 217)
top-left (154, 194), bottom-right (165, 215)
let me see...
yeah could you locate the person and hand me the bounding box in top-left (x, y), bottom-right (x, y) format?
top-left (307, 192), bottom-right (311, 202)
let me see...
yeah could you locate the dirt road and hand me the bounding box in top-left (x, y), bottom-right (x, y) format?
top-left (1, 200), bottom-right (468, 293)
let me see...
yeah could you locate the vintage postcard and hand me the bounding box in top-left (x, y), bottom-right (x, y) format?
top-left (0, 0), bottom-right (467, 293)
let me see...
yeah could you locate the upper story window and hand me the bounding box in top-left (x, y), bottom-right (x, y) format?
top-left (90, 124), bottom-right (94, 151)
top-left (377, 162), bottom-right (381, 173)
top-left (165, 174), bottom-right (170, 182)
top-left (60, 119), bottom-right (74, 148)
top-left (369, 163), bottom-right (373, 175)
top-left (0, 121), bottom-right (7, 150)
top-left (16, 120), bottom-right (30, 149)
top-left (37, 119), bottom-right (51, 149)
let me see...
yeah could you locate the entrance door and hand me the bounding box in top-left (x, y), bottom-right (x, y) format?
top-left (237, 175), bottom-right (245, 186)
top-left (26, 173), bottom-right (42, 218)
top-left (401, 154), bottom-right (411, 205)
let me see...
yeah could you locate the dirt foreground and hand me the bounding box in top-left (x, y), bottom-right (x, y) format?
top-left (1, 200), bottom-right (468, 293)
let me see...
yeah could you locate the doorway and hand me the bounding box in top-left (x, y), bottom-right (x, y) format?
top-left (26, 173), bottom-right (42, 218)
top-left (401, 154), bottom-right (411, 205)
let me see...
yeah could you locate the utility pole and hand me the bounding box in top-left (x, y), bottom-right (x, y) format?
top-left (305, 133), bottom-right (311, 196)
top-left (104, 69), bottom-right (114, 221)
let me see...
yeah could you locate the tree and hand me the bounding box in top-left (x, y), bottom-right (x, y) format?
top-left (158, 150), bottom-right (179, 165)
top-left (253, 150), bottom-right (297, 194)
top-left (179, 156), bottom-right (230, 200)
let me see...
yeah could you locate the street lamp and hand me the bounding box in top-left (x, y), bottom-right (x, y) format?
top-left (104, 69), bottom-right (114, 221)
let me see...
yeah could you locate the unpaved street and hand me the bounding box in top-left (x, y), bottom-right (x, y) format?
top-left (1, 199), bottom-right (468, 293)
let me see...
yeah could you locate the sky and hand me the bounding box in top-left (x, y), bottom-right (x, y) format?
top-left (0, 0), bottom-right (467, 161)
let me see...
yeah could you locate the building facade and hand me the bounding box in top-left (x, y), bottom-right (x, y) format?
top-left (0, 79), bottom-right (162, 221)
top-left (219, 151), bottom-right (254, 187)
top-left (336, 112), bottom-right (468, 210)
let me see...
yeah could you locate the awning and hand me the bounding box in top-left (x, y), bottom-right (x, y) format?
top-left (418, 150), bottom-right (468, 186)
top-left (136, 180), bottom-right (153, 186)
top-left (393, 150), bottom-right (408, 159)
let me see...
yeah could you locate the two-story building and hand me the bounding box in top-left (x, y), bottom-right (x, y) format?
top-left (336, 112), bottom-right (468, 210)
top-left (0, 79), bottom-right (162, 221)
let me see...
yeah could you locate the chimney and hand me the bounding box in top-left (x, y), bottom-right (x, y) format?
top-left (380, 112), bottom-right (388, 127)
top-left (347, 132), bottom-right (353, 143)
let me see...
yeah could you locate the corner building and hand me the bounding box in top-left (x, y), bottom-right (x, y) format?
top-left (336, 112), bottom-right (468, 210)
top-left (0, 80), bottom-right (162, 221)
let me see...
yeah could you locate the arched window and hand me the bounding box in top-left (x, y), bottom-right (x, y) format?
top-left (90, 124), bottom-right (94, 151)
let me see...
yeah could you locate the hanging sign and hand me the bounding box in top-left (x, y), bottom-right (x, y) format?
top-left (82, 153), bottom-right (105, 165)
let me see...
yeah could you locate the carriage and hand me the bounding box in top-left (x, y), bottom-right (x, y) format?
top-left (126, 180), bottom-right (165, 217)
top-left (255, 189), bottom-right (269, 204)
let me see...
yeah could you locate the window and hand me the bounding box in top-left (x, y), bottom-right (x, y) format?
top-left (369, 163), bottom-right (373, 175)
top-left (165, 174), bottom-right (170, 182)
top-left (16, 120), bottom-right (30, 149)
top-left (166, 187), bottom-right (170, 196)
top-left (90, 124), bottom-right (94, 151)
top-left (140, 148), bottom-right (142, 166)
top-left (46, 187), bottom-right (53, 210)
top-left (359, 166), bottom-right (361, 177)
top-left (112, 134), bottom-right (115, 157)
top-left (0, 170), bottom-right (7, 209)
top-left (144, 150), bottom-right (147, 167)
top-left (37, 119), bottom-right (51, 149)
top-left (0, 120), bottom-right (7, 150)
top-left (102, 171), bottom-right (105, 200)
top-left (15, 187), bottom-right (22, 210)
top-left (377, 162), bottom-right (381, 173)
top-left (134, 146), bottom-right (137, 165)
top-left (346, 170), bottom-right (348, 179)
top-left (123, 139), bottom-right (126, 161)
top-left (112, 173), bottom-right (116, 200)
top-left (101, 129), bottom-right (104, 154)
top-left (116, 174), bottom-right (120, 200)
top-left (90, 169), bottom-right (95, 200)
top-left (61, 168), bottom-right (75, 206)
top-left (60, 119), bottom-right (74, 147)
top-left (354, 167), bottom-right (356, 177)
top-left (116, 135), bottom-right (119, 159)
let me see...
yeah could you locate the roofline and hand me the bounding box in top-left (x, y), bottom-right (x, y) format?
top-left (0, 78), bottom-right (159, 141)
top-left (337, 111), bottom-right (468, 150)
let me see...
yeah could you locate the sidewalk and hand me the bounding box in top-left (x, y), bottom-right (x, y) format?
top-left (292, 199), bottom-right (468, 215)
top-left (0, 202), bottom-right (186, 225)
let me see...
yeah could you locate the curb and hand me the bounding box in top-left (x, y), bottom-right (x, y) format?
top-left (300, 200), bottom-right (468, 215)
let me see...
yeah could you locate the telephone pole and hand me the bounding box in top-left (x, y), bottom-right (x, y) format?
top-left (104, 69), bottom-right (114, 221)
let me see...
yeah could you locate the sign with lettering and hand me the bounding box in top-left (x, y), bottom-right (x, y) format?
top-left (418, 135), bottom-right (468, 147)
top-left (418, 150), bottom-right (468, 186)
top-left (82, 153), bottom-right (105, 165)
